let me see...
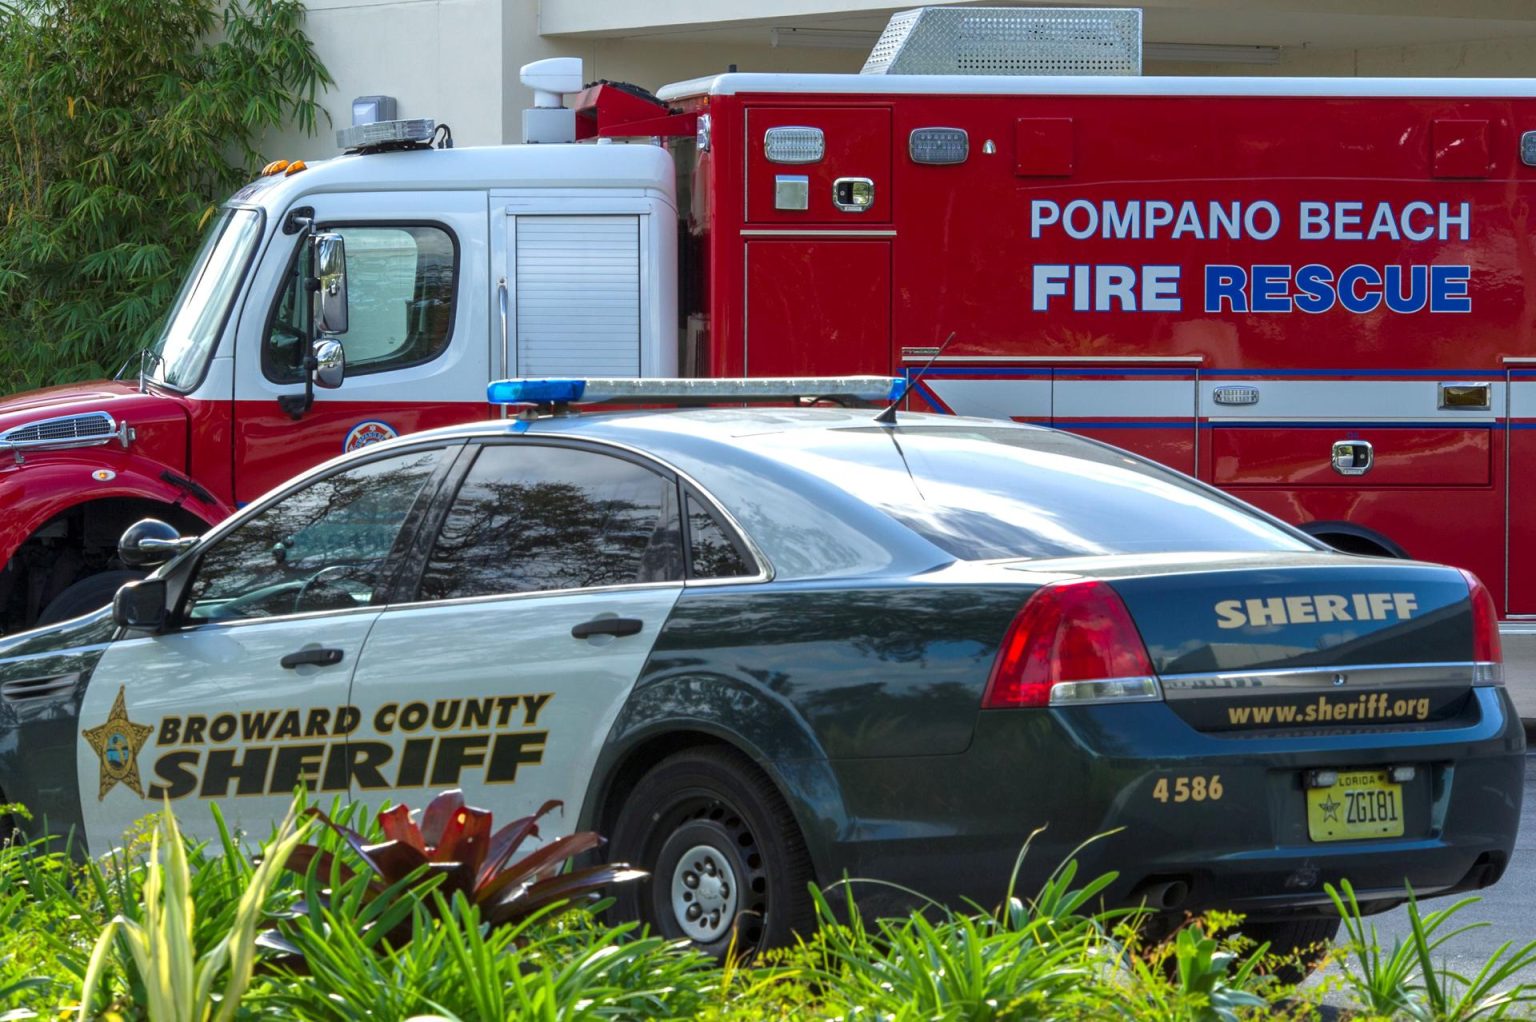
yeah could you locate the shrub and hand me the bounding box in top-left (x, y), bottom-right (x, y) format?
top-left (0, 0), bottom-right (331, 391)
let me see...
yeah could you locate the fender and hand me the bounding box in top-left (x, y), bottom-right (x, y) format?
top-left (581, 665), bottom-right (853, 887)
top-left (0, 453), bottom-right (230, 562)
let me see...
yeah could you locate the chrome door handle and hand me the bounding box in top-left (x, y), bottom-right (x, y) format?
top-left (1331, 440), bottom-right (1374, 476)
top-left (497, 278), bottom-right (510, 419)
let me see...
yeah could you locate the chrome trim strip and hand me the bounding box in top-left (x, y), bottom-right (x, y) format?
top-left (0, 410), bottom-right (118, 453)
top-left (1160, 661), bottom-right (1480, 699)
top-left (898, 354), bottom-right (1205, 364)
top-left (740, 229), bottom-right (897, 237)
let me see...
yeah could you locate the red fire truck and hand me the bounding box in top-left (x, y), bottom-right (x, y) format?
top-left (2, 7), bottom-right (1534, 708)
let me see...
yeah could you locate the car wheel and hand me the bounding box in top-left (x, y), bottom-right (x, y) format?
top-left (37, 570), bottom-right (144, 627)
top-left (609, 747), bottom-right (814, 957)
top-left (1241, 917), bottom-right (1341, 983)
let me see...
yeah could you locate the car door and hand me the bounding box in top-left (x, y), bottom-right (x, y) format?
top-left (76, 443), bottom-right (453, 854)
top-left (343, 439), bottom-right (686, 831)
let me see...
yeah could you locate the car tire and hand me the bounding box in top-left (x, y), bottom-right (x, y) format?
top-left (1241, 917), bottom-right (1341, 983)
top-left (608, 746), bottom-right (815, 958)
top-left (37, 570), bottom-right (144, 627)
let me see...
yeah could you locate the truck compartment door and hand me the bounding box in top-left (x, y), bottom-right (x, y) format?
top-left (510, 214), bottom-right (642, 376)
top-left (744, 239), bottom-right (890, 376)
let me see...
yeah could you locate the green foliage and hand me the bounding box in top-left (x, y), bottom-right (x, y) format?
top-left (0, 0), bottom-right (331, 391)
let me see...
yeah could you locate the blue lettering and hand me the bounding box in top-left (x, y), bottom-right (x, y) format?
top-left (1205, 265), bottom-right (1248, 313)
top-left (1383, 265), bottom-right (1428, 314)
top-left (1293, 264), bottom-right (1336, 314)
top-left (1430, 264), bottom-right (1471, 313)
top-left (1250, 265), bottom-right (1292, 313)
top-left (1337, 264), bottom-right (1383, 314)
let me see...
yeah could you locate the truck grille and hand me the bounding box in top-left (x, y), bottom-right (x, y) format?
top-left (0, 411), bottom-right (117, 450)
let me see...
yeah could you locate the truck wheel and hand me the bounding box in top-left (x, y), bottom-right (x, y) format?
top-left (37, 570), bottom-right (144, 627)
top-left (608, 747), bottom-right (814, 957)
top-left (1241, 917), bottom-right (1340, 983)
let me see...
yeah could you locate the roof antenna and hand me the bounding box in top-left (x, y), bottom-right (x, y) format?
top-left (875, 331), bottom-right (956, 426)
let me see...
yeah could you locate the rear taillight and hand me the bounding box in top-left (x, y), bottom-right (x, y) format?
top-left (1459, 568), bottom-right (1503, 684)
top-left (982, 579), bottom-right (1162, 708)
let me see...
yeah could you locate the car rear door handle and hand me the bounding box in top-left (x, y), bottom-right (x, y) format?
top-left (571, 617), bottom-right (643, 640)
top-left (280, 647), bottom-right (344, 669)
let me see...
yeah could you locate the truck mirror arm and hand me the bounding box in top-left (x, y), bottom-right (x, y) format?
top-left (277, 253), bottom-right (324, 421)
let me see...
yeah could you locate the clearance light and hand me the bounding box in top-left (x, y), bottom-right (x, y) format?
top-left (764, 126), bottom-right (825, 164)
top-left (284, 160), bottom-right (307, 176)
top-left (486, 377), bottom-right (904, 407)
top-left (261, 159), bottom-right (290, 176)
top-left (909, 128), bottom-right (969, 165)
top-left (1460, 568), bottom-right (1504, 684)
top-left (982, 579), bottom-right (1161, 709)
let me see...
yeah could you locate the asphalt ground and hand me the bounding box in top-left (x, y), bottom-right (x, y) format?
top-left (1310, 745), bottom-right (1536, 1007)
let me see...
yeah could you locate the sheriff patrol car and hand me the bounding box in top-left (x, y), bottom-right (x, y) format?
top-left (0, 378), bottom-right (1523, 961)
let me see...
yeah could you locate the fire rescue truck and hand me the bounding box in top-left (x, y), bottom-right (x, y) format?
top-left (3, 6), bottom-right (1535, 710)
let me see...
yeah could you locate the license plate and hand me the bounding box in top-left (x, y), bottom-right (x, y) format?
top-left (1306, 770), bottom-right (1404, 842)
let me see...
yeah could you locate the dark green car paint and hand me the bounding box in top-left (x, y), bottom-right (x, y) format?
top-left (584, 580), bottom-right (1028, 881)
top-left (0, 607), bottom-right (116, 844)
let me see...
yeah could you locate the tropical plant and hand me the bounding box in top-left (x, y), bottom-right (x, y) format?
top-left (265, 791), bottom-right (646, 953)
top-left (0, 0), bottom-right (332, 392)
top-left (77, 801), bottom-right (309, 1022)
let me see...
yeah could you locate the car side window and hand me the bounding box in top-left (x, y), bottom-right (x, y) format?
top-left (184, 448), bottom-right (444, 622)
top-left (685, 492), bottom-right (755, 579)
top-left (263, 224), bottom-right (457, 383)
top-left (417, 444), bottom-right (682, 600)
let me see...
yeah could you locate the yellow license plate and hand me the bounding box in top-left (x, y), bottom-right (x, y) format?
top-left (1306, 770), bottom-right (1404, 842)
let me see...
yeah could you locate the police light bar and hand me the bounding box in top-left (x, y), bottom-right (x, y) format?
top-left (487, 377), bottom-right (904, 407)
top-left (337, 118), bottom-right (436, 153)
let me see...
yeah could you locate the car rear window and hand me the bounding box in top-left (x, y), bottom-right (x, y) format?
top-left (763, 425), bottom-right (1314, 561)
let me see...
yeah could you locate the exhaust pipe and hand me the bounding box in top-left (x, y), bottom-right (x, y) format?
top-left (1134, 877), bottom-right (1191, 911)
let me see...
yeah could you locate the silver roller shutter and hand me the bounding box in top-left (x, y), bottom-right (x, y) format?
top-left (514, 215), bottom-right (641, 376)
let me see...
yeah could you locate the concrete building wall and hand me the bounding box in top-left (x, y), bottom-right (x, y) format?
top-left (263, 1), bottom-right (1536, 166)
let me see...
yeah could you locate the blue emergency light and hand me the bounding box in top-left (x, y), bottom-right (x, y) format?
top-left (486, 378), bottom-right (587, 404)
top-left (487, 377), bottom-right (905, 407)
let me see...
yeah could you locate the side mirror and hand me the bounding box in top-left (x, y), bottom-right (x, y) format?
top-left (113, 578), bottom-right (168, 631)
top-left (312, 232), bottom-right (348, 335)
top-left (313, 338), bottom-right (346, 389)
top-left (119, 518), bottom-right (196, 567)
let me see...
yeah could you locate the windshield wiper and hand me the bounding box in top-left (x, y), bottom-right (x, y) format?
top-left (126, 349), bottom-right (164, 394)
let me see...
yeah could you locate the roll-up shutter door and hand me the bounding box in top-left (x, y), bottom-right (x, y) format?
top-left (514, 215), bottom-right (641, 376)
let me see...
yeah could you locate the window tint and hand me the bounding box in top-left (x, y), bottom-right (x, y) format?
top-left (264, 224), bottom-right (456, 382)
top-left (418, 445), bottom-right (681, 600)
top-left (685, 493), bottom-right (754, 579)
top-left (185, 448), bottom-right (443, 621)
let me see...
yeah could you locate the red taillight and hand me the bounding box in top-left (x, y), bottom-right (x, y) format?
top-left (1459, 568), bottom-right (1503, 665)
top-left (982, 579), bottom-right (1157, 709)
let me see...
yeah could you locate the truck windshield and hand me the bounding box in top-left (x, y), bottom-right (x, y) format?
top-left (147, 207), bottom-right (263, 391)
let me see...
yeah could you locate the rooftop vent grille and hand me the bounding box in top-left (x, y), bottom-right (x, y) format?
top-left (862, 7), bottom-right (1142, 77)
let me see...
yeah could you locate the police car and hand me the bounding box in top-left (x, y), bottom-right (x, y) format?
top-left (1, 377), bottom-right (1523, 961)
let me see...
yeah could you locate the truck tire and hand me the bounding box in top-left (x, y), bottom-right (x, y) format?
top-left (608, 747), bottom-right (815, 958)
top-left (37, 570), bottom-right (144, 627)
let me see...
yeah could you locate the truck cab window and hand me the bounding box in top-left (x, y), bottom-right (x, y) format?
top-left (263, 224), bottom-right (458, 383)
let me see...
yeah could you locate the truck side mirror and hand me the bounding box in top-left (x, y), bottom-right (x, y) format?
top-left (119, 518), bottom-right (196, 567)
top-left (313, 338), bottom-right (346, 389)
top-left (312, 232), bottom-right (349, 335)
top-left (113, 578), bottom-right (168, 631)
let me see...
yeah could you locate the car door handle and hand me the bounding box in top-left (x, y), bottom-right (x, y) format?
top-left (280, 647), bottom-right (344, 669)
top-left (571, 617), bottom-right (643, 640)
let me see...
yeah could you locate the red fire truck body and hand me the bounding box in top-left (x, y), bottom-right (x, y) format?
top-left (2, 30), bottom-right (1535, 709)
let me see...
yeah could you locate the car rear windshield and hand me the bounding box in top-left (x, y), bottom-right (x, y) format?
top-left (771, 425), bottom-right (1314, 561)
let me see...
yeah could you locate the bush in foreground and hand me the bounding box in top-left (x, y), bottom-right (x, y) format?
top-left (0, 793), bottom-right (1529, 1019)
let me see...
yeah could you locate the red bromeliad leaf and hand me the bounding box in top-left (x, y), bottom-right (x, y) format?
top-left (419, 789), bottom-right (466, 848)
top-left (430, 805), bottom-right (493, 870)
top-left (473, 831), bottom-right (603, 906)
top-left (358, 839), bottom-right (432, 884)
top-left (474, 799), bottom-right (563, 889)
top-left (484, 864), bottom-right (649, 927)
top-left (284, 845), bottom-right (359, 886)
top-left (377, 803), bottom-right (425, 854)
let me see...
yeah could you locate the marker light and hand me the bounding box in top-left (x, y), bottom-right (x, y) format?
top-left (764, 126), bottom-right (825, 164)
top-left (982, 579), bottom-right (1161, 708)
top-left (486, 377), bottom-right (904, 407)
top-left (909, 127), bottom-right (969, 165)
top-left (1459, 568), bottom-right (1504, 684)
top-left (261, 159), bottom-right (290, 176)
top-left (486, 379), bottom-right (587, 405)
